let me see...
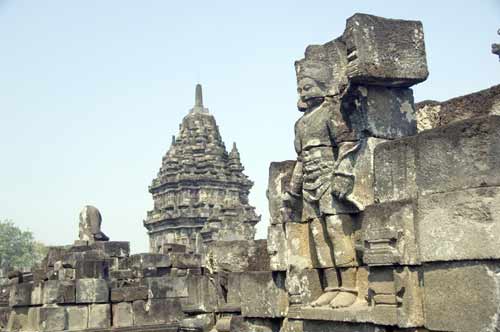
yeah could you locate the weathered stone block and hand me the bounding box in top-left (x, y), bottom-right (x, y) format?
top-left (373, 136), bottom-right (417, 203)
top-left (75, 279), bottom-right (109, 303)
top-left (43, 280), bottom-right (75, 304)
top-left (132, 299), bottom-right (183, 325)
top-left (132, 267), bottom-right (168, 278)
top-left (280, 318), bottom-right (304, 332)
top-left (346, 87), bottom-right (416, 141)
top-left (361, 200), bottom-right (419, 266)
top-left (44, 246), bottom-right (70, 268)
top-left (240, 272), bottom-right (288, 318)
top-left (109, 269), bottom-right (133, 280)
top-left (9, 282), bottom-right (33, 307)
top-left (286, 268), bottom-right (322, 305)
top-left (368, 267), bottom-right (396, 300)
top-left (60, 252), bottom-right (85, 269)
top-left (215, 272), bottom-right (243, 312)
top-left (374, 115), bottom-right (500, 202)
top-left (416, 84), bottom-right (500, 131)
top-left (111, 286), bottom-right (148, 302)
top-left (6, 307), bottom-right (28, 332)
top-left (112, 302), bottom-right (133, 327)
top-left (75, 259), bottom-right (110, 279)
top-left (419, 186), bottom-right (500, 262)
top-left (20, 273), bottom-right (33, 283)
top-left (32, 269), bottom-right (47, 284)
top-left (215, 316), bottom-right (232, 332)
top-left (182, 274), bottom-right (217, 313)
top-left (303, 320), bottom-right (388, 332)
top-left (205, 240), bottom-right (251, 272)
top-left (417, 116), bottom-right (500, 195)
top-left (169, 252), bottom-right (202, 268)
top-left (26, 307), bottom-right (41, 332)
top-left (423, 261), bottom-right (500, 332)
top-left (230, 316), bottom-right (276, 332)
top-left (286, 222), bottom-right (315, 270)
top-left (66, 305), bottom-right (88, 331)
top-left (367, 266), bottom-right (423, 327)
top-left (127, 253), bottom-right (172, 270)
top-left (267, 160), bottom-right (297, 224)
top-left (38, 306), bottom-right (67, 332)
top-left (88, 304), bottom-right (111, 329)
top-left (160, 243), bottom-right (187, 254)
top-left (348, 137), bottom-right (388, 210)
top-left (179, 313), bottom-right (215, 332)
top-left (142, 275), bottom-right (188, 298)
top-left (394, 267), bottom-right (424, 327)
top-left (0, 307), bottom-right (10, 331)
top-left (343, 13), bottom-right (428, 87)
top-left (31, 283), bottom-right (43, 305)
top-left (247, 240), bottom-right (271, 272)
top-left (57, 268), bottom-right (75, 281)
top-left (92, 241), bottom-right (130, 258)
top-left (267, 224), bottom-right (288, 271)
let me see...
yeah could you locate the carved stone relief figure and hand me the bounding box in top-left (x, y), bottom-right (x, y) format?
top-left (285, 40), bottom-right (362, 308)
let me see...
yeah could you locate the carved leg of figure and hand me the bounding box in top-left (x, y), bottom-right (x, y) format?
top-left (324, 214), bottom-right (359, 309)
top-left (310, 268), bottom-right (339, 307)
top-left (309, 216), bottom-right (337, 307)
top-left (330, 267), bottom-right (358, 308)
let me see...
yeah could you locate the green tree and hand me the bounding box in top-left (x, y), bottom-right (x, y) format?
top-left (0, 219), bottom-right (47, 271)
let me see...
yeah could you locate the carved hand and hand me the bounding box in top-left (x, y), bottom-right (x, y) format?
top-left (282, 191), bottom-right (301, 223)
top-left (331, 174), bottom-right (354, 201)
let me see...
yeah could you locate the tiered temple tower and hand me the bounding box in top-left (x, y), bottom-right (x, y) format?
top-left (144, 84), bottom-right (260, 254)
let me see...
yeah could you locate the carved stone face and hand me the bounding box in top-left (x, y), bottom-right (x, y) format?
top-left (295, 59), bottom-right (331, 112)
top-left (295, 42), bottom-right (348, 112)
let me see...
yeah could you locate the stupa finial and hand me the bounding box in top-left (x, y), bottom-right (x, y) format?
top-left (195, 84), bottom-right (203, 107)
top-left (191, 84), bottom-right (208, 113)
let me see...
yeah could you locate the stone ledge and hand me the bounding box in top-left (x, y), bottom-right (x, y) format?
top-left (50, 323), bottom-right (179, 332)
top-left (287, 304), bottom-right (398, 326)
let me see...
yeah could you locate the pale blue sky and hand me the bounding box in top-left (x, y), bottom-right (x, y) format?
top-left (1, 1), bottom-right (499, 253)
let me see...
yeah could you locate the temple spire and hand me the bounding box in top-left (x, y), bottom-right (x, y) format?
top-left (191, 83), bottom-right (208, 114)
top-left (195, 84), bottom-right (203, 107)
top-left (229, 142), bottom-right (244, 173)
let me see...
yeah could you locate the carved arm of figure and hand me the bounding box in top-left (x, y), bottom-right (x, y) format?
top-left (331, 142), bottom-right (360, 204)
top-left (325, 97), bottom-right (360, 204)
top-left (282, 121), bottom-right (304, 221)
top-left (282, 160), bottom-right (303, 222)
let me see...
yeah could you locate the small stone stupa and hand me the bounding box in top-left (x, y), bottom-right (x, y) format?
top-left (144, 84), bottom-right (260, 254)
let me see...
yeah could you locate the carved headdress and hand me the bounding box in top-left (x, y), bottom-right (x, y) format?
top-left (294, 39), bottom-right (349, 98)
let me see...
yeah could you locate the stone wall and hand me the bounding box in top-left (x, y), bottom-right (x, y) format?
top-left (416, 84), bottom-right (500, 131)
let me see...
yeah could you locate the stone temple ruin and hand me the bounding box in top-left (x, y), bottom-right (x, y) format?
top-left (2, 12), bottom-right (500, 332)
top-left (144, 84), bottom-right (260, 254)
